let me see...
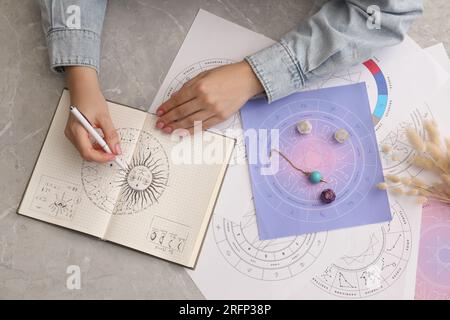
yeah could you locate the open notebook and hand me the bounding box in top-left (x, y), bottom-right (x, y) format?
top-left (18, 89), bottom-right (235, 267)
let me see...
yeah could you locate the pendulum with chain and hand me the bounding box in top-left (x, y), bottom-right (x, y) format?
top-left (270, 149), bottom-right (327, 184)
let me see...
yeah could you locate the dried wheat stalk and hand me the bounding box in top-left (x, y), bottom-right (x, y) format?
top-left (378, 120), bottom-right (450, 205)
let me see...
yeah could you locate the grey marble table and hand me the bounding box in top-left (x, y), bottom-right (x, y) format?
top-left (0, 0), bottom-right (449, 299)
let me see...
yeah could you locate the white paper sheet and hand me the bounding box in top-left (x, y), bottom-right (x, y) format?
top-left (148, 9), bottom-right (275, 223)
top-left (377, 43), bottom-right (449, 185)
top-left (189, 209), bottom-right (353, 299)
top-left (305, 37), bottom-right (448, 137)
top-left (188, 196), bottom-right (421, 299)
top-left (149, 9), bottom-right (274, 113)
top-left (301, 40), bottom-right (448, 203)
top-left (152, 10), bottom-right (447, 299)
top-left (424, 43), bottom-right (450, 74)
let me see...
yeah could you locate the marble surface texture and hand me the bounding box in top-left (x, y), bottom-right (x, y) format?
top-left (0, 0), bottom-right (449, 299)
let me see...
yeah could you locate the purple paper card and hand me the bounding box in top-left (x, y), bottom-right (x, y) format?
top-left (240, 83), bottom-right (391, 240)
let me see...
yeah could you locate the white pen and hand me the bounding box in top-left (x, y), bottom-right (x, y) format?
top-left (69, 106), bottom-right (127, 170)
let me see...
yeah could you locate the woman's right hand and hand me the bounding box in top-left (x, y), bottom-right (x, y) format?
top-left (65, 66), bottom-right (122, 162)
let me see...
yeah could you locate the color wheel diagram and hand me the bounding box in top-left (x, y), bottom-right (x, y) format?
top-left (363, 60), bottom-right (389, 126)
top-left (304, 58), bottom-right (391, 129)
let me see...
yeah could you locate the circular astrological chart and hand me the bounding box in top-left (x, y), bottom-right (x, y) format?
top-left (379, 106), bottom-right (432, 178)
top-left (163, 58), bottom-right (246, 165)
top-left (258, 98), bottom-right (379, 222)
top-left (81, 128), bottom-right (169, 215)
top-left (304, 58), bottom-right (433, 180)
top-left (311, 201), bottom-right (412, 298)
top-left (416, 203), bottom-right (450, 296)
top-left (213, 205), bottom-right (327, 281)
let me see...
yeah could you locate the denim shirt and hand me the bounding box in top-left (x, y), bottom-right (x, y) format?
top-left (39, 0), bottom-right (422, 102)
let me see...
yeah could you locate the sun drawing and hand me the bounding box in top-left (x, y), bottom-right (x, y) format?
top-left (116, 148), bottom-right (169, 208)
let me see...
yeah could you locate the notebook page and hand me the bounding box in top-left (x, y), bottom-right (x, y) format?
top-left (18, 90), bottom-right (146, 238)
top-left (103, 115), bottom-right (235, 267)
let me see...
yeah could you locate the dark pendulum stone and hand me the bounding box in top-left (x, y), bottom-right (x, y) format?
top-left (320, 189), bottom-right (336, 204)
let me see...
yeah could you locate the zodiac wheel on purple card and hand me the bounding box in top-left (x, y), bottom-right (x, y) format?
top-left (81, 128), bottom-right (169, 215)
top-left (311, 201), bottom-right (412, 298)
top-left (417, 203), bottom-right (450, 292)
top-left (380, 107), bottom-right (432, 178)
top-left (213, 205), bottom-right (327, 281)
top-left (258, 98), bottom-right (379, 222)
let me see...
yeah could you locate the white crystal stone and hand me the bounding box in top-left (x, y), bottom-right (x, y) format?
top-left (296, 120), bottom-right (312, 135)
top-left (334, 128), bottom-right (349, 143)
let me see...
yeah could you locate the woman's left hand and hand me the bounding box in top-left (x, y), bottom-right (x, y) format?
top-left (155, 61), bottom-right (263, 135)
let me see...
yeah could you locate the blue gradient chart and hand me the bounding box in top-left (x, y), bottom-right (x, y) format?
top-left (303, 58), bottom-right (391, 128)
top-left (363, 59), bottom-right (389, 125)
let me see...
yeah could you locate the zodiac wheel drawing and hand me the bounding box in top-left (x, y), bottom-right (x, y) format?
top-left (162, 58), bottom-right (241, 133)
top-left (213, 206), bottom-right (327, 281)
top-left (380, 107), bottom-right (432, 178)
top-left (81, 128), bottom-right (169, 215)
top-left (258, 98), bottom-right (378, 222)
top-left (303, 58), bottom-right (391, 129)
top-left (311, 201), bottom-right (412, 298)
top-left (163, 58), bottom-right (235, 102)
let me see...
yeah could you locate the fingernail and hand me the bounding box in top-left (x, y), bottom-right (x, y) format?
top-left (156, 121), bottom-right (165, 129)
top-left (157, 110), bottom-right (164, 116)
top-left (174, 129), bottom-right (188, 138)
top-left (115, 143), bottom-right (122, 155)
top-left (163, 126), bottom-right (173, 134)
top-left (178, 130), bottom-right (188, 137)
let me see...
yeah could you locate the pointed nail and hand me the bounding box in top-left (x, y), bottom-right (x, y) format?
top-left (173, 129), bottom-right (188, 138)
top-left (178, 130), bottom-right (188, 137)
top-left (156, 121), bottom-right (165, 129)
top-left (115, 143), bottom-right (122, 155)
top-left (163, 126), bottom-right (173, 134)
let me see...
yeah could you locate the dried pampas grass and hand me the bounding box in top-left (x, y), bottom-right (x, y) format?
top-left (406, 128), bottom-right (426, 152)
top-left (377, 120), bottom-right (450, 205)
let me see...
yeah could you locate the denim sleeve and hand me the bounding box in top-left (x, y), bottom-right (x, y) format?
top-left (246, 0), bottom-right (423, 102)
top-left (39, 0), bottom-right (107, 73)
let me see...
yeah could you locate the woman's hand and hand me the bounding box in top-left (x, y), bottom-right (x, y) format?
top-left (65, 66), bottom-right (121, 162)
top-left (155, 61), bottom-right (264, 135)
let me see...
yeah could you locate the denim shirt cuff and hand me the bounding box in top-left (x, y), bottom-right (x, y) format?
top-left (245, 41), bottom-right (305, 103)
top-left (46, 29), bottom-right (101, 74)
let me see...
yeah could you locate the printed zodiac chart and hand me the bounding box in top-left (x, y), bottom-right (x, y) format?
top-left (379, 105), bottom-right (433, 179)
top-left (304, 58), bottom-right (391, 128)
top-left (188, 198), bottom-right (350, 299)
top-left (159, 58), bottom-right (241, 132)
top-left (81, 128), bottom-right (169, 215)
top-left (311, 200), bottom-right (412, 298)
top-left (156, 58), bottom-right (246, 164)
top-left (213, 205), bottom-right (327, 281)
top-left (161, 58), bottom-right (234, 104)
top-left (31, 175), bottom-right (82, 220)
top-left (240, 84), bottom-right (391, 239)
